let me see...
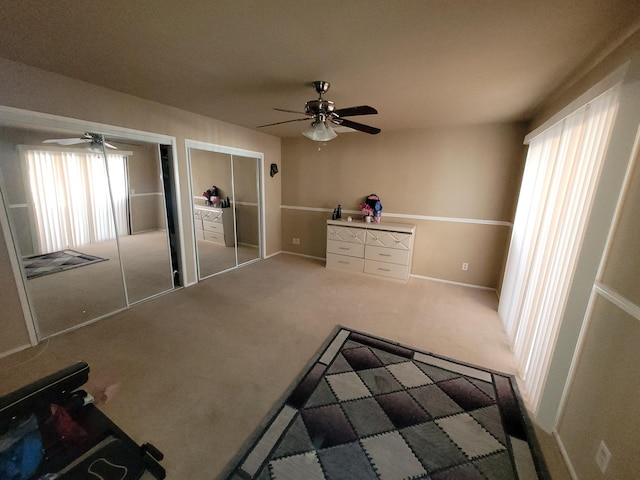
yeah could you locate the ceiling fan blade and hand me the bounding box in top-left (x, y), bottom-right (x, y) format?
top-left (333, 105), bottom-right (378, 117)
top-left (334, 118), bottom-right (381, 135)
top-left (274, 108), bottom-right (308, 115)
top-left (43, 138), bottom-right (92, 145)
top-left (258, 117), bottom-right (309, 128)
top-left (103, 141), bottom-right (118, 149)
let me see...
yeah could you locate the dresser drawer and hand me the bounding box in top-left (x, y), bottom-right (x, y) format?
top-left (201, 210), bottom-right (223, 223)
top-left (327, 239), bottom-right (365, 258)
top-left (203, 231), bottom-right (225, 244)
top-left (366, 230), bottom-right (413, 250)
top-left (203, 220), bottom-right (224, 233)
top-left (327, 225), bottom-right (366, 244)
top-left (364, 259), bottom-right (410, 280)
top-left (326, 253), bottom-right (365, 272)
top-left (365, 245), bottom-right (410, 265)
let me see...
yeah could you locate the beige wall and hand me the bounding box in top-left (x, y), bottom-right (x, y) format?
top-left (600, 154), bottom-right (640, 305)
top-left (0, 57), bottom-right (281, 356)
top-left (527, 32), bottom-right (640, 475)
top-left (281, 123), bottom-right (526, 289)
top-left (126, 142), bottom-right (165, 234)
top-left (190, 150), bottom-right (232, 206)
top-left (556, 146), bottom-right (640, 478)
top-left (532, 29), bottom-right (640, 132)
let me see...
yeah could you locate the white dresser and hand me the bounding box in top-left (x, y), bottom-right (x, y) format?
top-left (194, 205), bottom-right (235, 247)
top-left (326, 219), bottom-right (416, 281)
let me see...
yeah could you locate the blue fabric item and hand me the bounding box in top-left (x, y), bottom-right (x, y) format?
top-left (366, 194), bottom-right (383, 217)
top-left (0, 415), bottom-right (44, 480)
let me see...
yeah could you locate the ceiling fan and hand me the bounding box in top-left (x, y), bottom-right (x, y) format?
top-left (43, 132), bottom-right (118, 149)
top-left (258, 81), bottom-right (381, 141)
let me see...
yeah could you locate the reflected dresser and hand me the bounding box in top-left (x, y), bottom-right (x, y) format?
top-left (194, 205), bottom-right (235, 247)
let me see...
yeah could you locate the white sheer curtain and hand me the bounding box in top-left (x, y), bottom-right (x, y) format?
top-left (26, 149), bottom-right (128, 254)
top-left (498, 85), bottom-right (620, 412)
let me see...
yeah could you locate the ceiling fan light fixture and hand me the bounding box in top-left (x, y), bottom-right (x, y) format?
top-left (302, 119), bottom-right (337, 142)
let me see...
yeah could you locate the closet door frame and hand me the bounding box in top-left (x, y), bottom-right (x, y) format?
top-left (0, 105), bottom-right (182, 344)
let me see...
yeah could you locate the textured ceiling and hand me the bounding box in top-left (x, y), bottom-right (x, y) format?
top-left (0, 1), bottom-right (639, 138)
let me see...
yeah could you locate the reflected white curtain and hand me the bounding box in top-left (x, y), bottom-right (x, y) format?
top-left (498, 85), bottom-right (620, 411)
top-left (26, 149), bottom-right (128, 253)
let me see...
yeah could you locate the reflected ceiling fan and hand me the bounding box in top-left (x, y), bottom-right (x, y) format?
top-left (258, 81), bottom-right (380, 141)
top-left (43, 132), bottom-right (118, 149)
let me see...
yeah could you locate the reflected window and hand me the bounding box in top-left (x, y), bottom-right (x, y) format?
top-left (24, 148), bottom-right (130, 253)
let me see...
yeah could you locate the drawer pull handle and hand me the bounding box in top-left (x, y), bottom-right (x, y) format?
top-left (378, 253), bottom-right (392, 257)
top-left (378, 268), bottom-right (391, 272)
top-left (339, 261), bottom-right (349, 264)
top-left (339, 247), bottom-right (350, 250)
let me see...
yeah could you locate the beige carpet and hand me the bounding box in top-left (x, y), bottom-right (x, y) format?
top-left (25, 230), bottom-right (175, 337)
top-left (0, 254), bottom-right (570, 479)
top-left (196, 239), bottom-right (259, 278)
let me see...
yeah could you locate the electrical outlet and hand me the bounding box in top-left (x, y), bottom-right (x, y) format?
top-left (292, 238), bottom-right (300, 245)
top-left (462, 262), bottom-right (469, 271)
top-left (596, 440), bottom-right (611, 473)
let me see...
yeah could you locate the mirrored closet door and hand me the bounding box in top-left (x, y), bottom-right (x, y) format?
top-left (187, 141), bottom-right (263, 279)
top-left (0, 118), bottom-right (178, 338)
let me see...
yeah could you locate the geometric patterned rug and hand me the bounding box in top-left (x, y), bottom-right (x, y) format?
top-left (221, 327), bottom-right (550, 480)
top-left (22, 249), bottom-right (107, 279)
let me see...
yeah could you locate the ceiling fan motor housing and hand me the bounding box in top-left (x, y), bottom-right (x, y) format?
top-left (305, 99), bottom-right (335, 117)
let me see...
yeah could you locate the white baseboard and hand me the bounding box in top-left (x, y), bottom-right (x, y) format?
top-left (554, 431), bottom-right (579, 479)
top-left (0, 343), bottom-right (32, 360)
top-left (279, 252), bottom-right (498, 291)
top-left (410, 273), bottom-right (497, 292)
top-left (280, 251), bottom-right (325, 261)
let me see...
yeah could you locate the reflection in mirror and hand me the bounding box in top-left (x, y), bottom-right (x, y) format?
top-left (0, 125), bottom-right (127, 336)
top-left (190, 149), bottom-right (237, 277)
top-left (188, 143), bottom-right (262, 279)
top-left (104, 135), bottom-right (175, 304)
top-left (0, 122), bottom-right (177, 339)
top-left (233, 155), bottom-right (260, 265)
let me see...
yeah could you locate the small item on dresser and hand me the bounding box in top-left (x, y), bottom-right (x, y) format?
top-left (347, 216), bottom-right (352, 222)
top-left (336, 204), bottom-right (342, 219)
top-left (359, 194), bottom-right (383, 222)
top-left (203, 186), bottom-right (219, 206)
top-left (365, 194), bottom-right (383, 223)
top-left (332, 208), bottom-right (338, 220)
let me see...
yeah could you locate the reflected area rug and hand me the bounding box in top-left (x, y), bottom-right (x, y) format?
top-left (222, 327), bottom-right (550, 480)
top-left (22, 249), bottom-right (107, 279)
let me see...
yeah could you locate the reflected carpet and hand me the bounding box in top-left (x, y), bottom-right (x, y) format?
top-left (222, 327), bottom-right (550, 480)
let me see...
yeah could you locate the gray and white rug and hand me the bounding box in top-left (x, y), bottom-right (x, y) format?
top-left (222, 327), bottom-right (550, 480)
top-left (22, 249), bottom-right (107, 279)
